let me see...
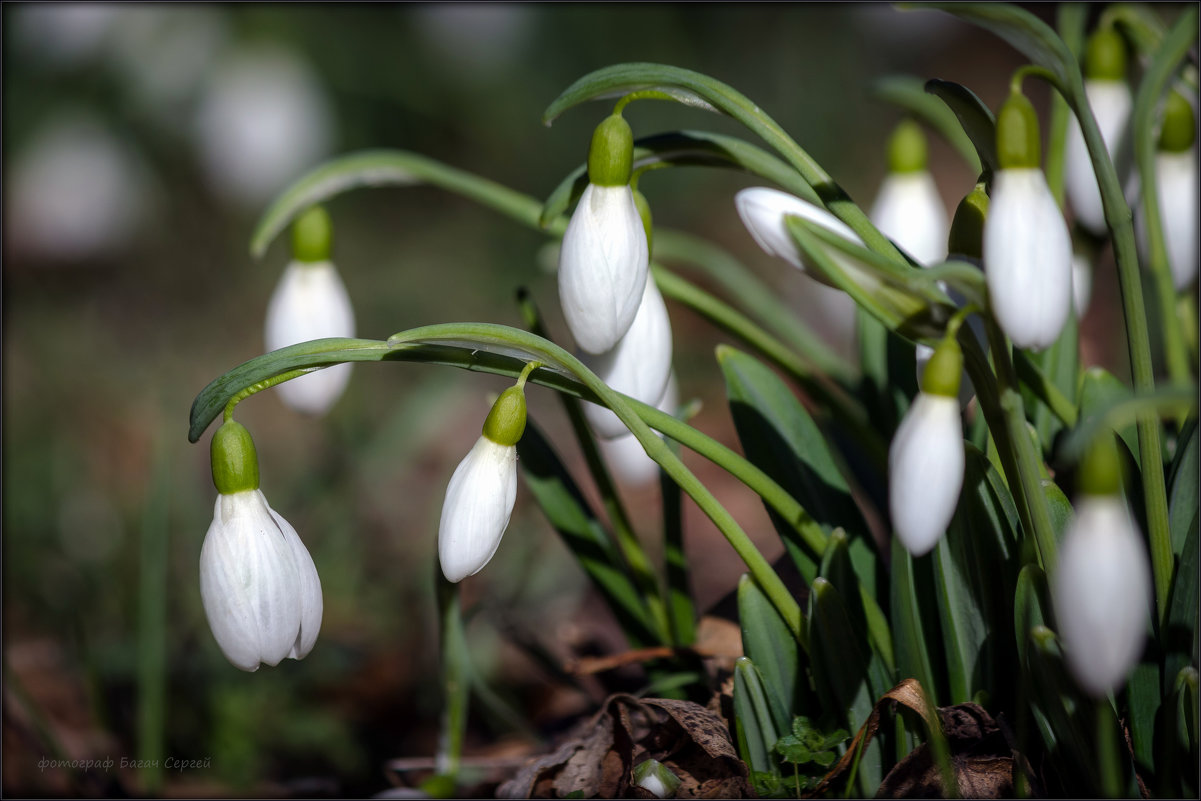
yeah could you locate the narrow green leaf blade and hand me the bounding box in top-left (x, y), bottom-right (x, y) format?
top-left (1168, 419), bottom-right (1199, 556)
top-left (872, 75), bottom-right (981, 172)
top-left (738, 575), bottom-right (800, 735)
top-left (733, 657), bottom-right (781, 777)
top-left (923, 79), bottom-right (998, 176)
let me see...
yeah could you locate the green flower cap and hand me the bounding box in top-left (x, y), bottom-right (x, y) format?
top-left (996, 90), bottom-right (1041, 170)
top-left (633, 188), bottom-right (654, 255)
top-left (1079, 432), bottom-right (1122, 496)
top-left (482, 385), bottom-right (527, 447)
top-left (920, 337), bottom-right (963, 398)
top-left (211, 420), bottom-right (260, 494)
top-left (587, 114), bottom-right (634, 187)
top-left (887, 119), bottom-right (928, 173)
top-left (948, 184), bottom-right (989, 259)
top-left (1159, 91), bottom-right (1196, 153)
top-left (292, 205), bottom-right (333, 263)
top-left (1084, 27), bottom-right (1127, 82)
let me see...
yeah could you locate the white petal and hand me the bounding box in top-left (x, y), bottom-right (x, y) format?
top-left (264, 260), bottom-right (356, 415)
top-left (1155, 150), bottom-right (1198, 290)
top-left (438, 437), bottom-right (518, 582)
top-left (558, 184), bottom-right (649, 354)
top-left (888, 393), bottom-right (964, 556)
top-left (272, 506), bottom-right (323, 660)
top-left (1052, 495), bottom-right (1151, 695)
top-left (200, 490), bottom-right (305, 671)
top-left (1072, 250), bottom-right (1094, 318)
top-left (600, 376), bottom-right (678, 486)
top-left (1065, 80), bottom-right (1132, 235)
top-left (583, 279), bottom-right (673, 439)
top-left (870, 171), bottom-right (949, 266)
top-left (984, 169), bottom-right (1073, 351)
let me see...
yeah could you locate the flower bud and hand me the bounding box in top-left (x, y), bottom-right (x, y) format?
top-left (201, 426), bottom-right (322, 671)
top-left (583, 278), bottom-right (673, 439)
top-left (872, 122), bottom-right (948, 266)
top-left (888, 388), bottom-right (964, 556)
top-left (633, 759), bottom-right (681, 798)
top-left (996, 90), bottom-right (1041, 170)
top-left (983, 167), bottom-right (1073, 350)
top-left (438, 385), bottom-right (528, 583)
top-left (587, 114), bottom-right (634, 188)
top-left (1136, 91), bottom-right (1198, 290)
top-left (265, 207), bottom-right (356, 414)
top-left (1052, 493), bottom-right (1151, 695)
top-left (558, 182), bottom-right (649, 354)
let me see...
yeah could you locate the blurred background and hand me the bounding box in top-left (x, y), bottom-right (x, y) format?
top-left (3, 4), bottom-right (1132, 797)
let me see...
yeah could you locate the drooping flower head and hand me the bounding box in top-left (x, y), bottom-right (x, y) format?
top-left (889, 337), bottom-right (965, 556)
top-left (984, 88), bottom-right (1073, 351)
top-left (1136, 89), bottom-right (1199, 290)
top-left (1065, 27), bottom-right (1132, 235)
top-left (200, 419), bottom-right (323, 671)
top-left (264, 205), bottom-right (356, 414)
top-left (438, 370), bottom-right (533, 583)
top-left (600, 374), bottom-right (678, 487)
top-left (870, 119), bottom-right (949, 266)
top-left (558, 113), bottom-right (649, 354)
top-left (1052, 435), bottom-right (1152, 695)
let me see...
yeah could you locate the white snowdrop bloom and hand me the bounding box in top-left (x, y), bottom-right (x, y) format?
top-left (600, 376), bottom-right (678, 487)
top-left (1053, 494), bottom-right (1151, 695)
top-left (735, 187), bottom-right (875, 290)
top-left (9, 115), bottom-right (147, 261)
top-left (984, 168), bottom-right (1073, 350)
top-left (632, 759), bottom-right (681, 799)
top-left (871, 171), bottom-right (948, 265)
top-left (265, 260), bottom-right (356, 415)
top-left (13, 4), bottom-right (118, 68)
top-left (558, 183), bottom-right (649, 353)
top-left (583, 279), bottom-right (673, 439)
top-left (412, 4), bottom-right (532, 72)
top-left (1065, 80), bottom-right (1132, 235)
top-left (200, 488), bottom-right (323, 672)
top-left (438, 383), bottom-right (529, 583)
top-left (889, 339), bottom-right (964, 556)
top-left (1137, 149), bottom-right (1199, 290)
top-left (194, 46), bottom-right (333, 207)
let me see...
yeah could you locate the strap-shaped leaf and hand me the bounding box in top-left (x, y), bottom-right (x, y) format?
top-left (733, 657), bottom-right (781, 778)
top-left (1168, 419), bottom-right (1199, 556)
top-left (924, 79), bottom-right (998, 177)
top-left (872, 75), bottom-right (981, 172)
top-left (738, 574), bottom-right (801, 734)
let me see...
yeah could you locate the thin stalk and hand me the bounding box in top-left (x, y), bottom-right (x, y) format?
top-left (435, 577), bottom-right (469, 787)
top-left (661, 430), bottom-right (696, 647)
top-left (1097, 700), bottom-right (1122, 798)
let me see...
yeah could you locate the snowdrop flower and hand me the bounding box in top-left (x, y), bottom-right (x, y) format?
top-left (889, 338), bottom-right (965, 556)
top-left (870, 119), bottom-right (949, 266)
top-left (265, 206), bottom-right (356, 415)
top-left (600, 375), bottom-right (678, 486)
top-left (583, 277), bottom-right (673, 439)
top-left (558, 113), bottom-right (648, 354)
top-left (1052, 436), bottom-right (1151, 696)
top-left (984, 89), bottom-right (1073, 351)
top-left (200, 420), bottom-right (322, 672)
top-left (735, 187), bottom-right (875, 290)
top-left (1136, 90), bottom-right (1198, 290)
top-left (1065, 28), bottom-right (1132, 236)
top-left (438, 368), bottom-right (535, 583)
top-left (632, 760), bottom-right (682, 799)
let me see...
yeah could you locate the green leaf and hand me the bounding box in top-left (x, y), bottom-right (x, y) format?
top-left (249, 149), bottom-right (553, 259)
top-left (517, 420), bottom-right (660, 648)
top-left (1164, 520), bottom-right (1199, 695)
top-left (1074, 367), bottom-right (1139, 465)
top-left (923, 79), bottom-right (998, 177)
top-left (1168, 420), bottom-right (1199, 557)
top-left (871, 75), bottom-right (981, 172)
top-left (818, 529), bottom-right (894, 694)
top-left (1014, 565), bottom-right (1052, 668)
top-left (1025, 626), bottom-right (1099, 790)
top-left (1022, 312), bottom-right (1079, 454)
top-left (891, 538), bottom-right (942, 703)
top-left (733, 657), bottom-right (781, 778)
top-left (738, 574), bottom-right (801, 735)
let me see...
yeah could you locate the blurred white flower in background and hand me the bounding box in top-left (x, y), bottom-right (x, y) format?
top-left (12, 4), bottom-right (119, 68)
top-left (193, 45), bottom-right (334, 207)
top-left (8, 114), bottom-right (149, 261)
top-left (412, 4), bottom-right (533, 72)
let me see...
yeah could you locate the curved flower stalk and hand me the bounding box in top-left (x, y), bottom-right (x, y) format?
top-left (984, 89), bottom-right (1073, 351)
top-left (1052, 437), bottom-right (1152, 696)
top-left (734, 186), bottom-right (875, 291)
top-left (438, 367), bottom-right (534, 583)
top-left (583, 277), bottom-right (673, 439)
top-left (558, 113), bottom-right (649, 353)
top-left (600, 374), bottom-right (678, 486)
top-left (1065, 28), bottom-right (1132, 236)
top-left (889, 338), bottom-right (965, 556)
top-left (1136, 90), bottom-right (1198, 290)
top-left (870, 119), bottom-right (949, 266)
top-left (264, 205), bottom-right (356, 414)
top-left (200, 419), bottom-right (323, 671)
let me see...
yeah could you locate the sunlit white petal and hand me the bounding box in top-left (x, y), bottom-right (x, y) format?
top-left (583, 279), bottom-right (673, 439)
top-left (984, 169), bottom-right (1073, 350)
top-left (438, 437), bottom-right (518, 583)
top-left (558, 183), bottom-right (649, 354)
top-left (264, 260), bottom-right (356, 415)
top-left (870, 171), bottom-right (948, 265)
top-left (200, 489), bottom-right (323, 671)
top-left (889, 393), bottom-right (964, 556)
top-left (1052, 495), bottom-right (1151, 695)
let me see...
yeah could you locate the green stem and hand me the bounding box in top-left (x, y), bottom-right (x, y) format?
top-left (1012, 349), bottom-right (1079, 427)
top-left (435, 577), bottom-right (468, 788)
top-left (1097, 700), bottom-right (1122, 797)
